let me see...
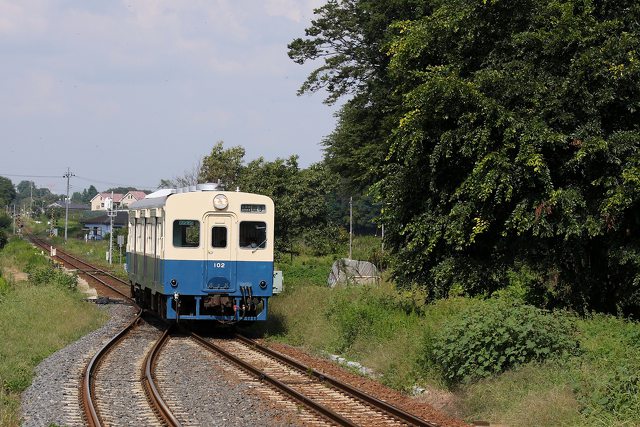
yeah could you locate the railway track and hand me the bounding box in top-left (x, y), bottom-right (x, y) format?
top-left (28, 235), bottom-right (131, 300)
top-left (26, 236), bottom-right (181, 426)
top-left (26, 235), bottom-right (444, 427)
top-left (82, 312), bottom-right (180, 427)
top-left (190, 332), bottom-right (438, 426)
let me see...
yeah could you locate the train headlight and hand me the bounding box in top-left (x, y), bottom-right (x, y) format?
top-left (213, 194), bottom-right (228, 210)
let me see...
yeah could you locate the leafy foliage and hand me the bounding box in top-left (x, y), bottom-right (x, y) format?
top-left (199, 141), bottom-right (246, 188)
top-left (240, 157), bottom-right (340, 255)
top-left (0, 177), bottom-right (16, 208)
top-left (430, 300), bottom-right (578, 385)
top-left (379, 0), bottom-right (640, 314)
top-left (295, 0), bottom-right (640, 314)
top-left (26, 264), bottom-right (78, 290)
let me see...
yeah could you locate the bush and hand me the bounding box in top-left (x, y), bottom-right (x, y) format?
top-left (26, 264), bottom-right (77, 290)
top-left (430, 300), bottom-right (579, 385)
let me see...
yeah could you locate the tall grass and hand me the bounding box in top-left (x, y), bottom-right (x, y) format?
top-left (263, 237), bottom-right (640, 426)
top-left (0, 238), bottom-right (108, 427)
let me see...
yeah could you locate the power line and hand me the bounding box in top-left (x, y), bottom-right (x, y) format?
top-left (74, 175), bottom-right (157, 190)
top-left (0, 173), bottom-right (63, 179)
top-left (0, 172), bottom-right (157, 191)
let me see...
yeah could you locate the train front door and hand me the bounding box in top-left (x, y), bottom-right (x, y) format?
top-left (204, 215), bottom-right (236, 292)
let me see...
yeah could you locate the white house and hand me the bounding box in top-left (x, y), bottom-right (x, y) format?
top-left (90, 193), bottom-right (124, 211)
top-left (120, 191), bottom-right (148, 208)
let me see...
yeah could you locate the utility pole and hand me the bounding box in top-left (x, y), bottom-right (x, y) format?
top-left (29, 182), bottom-right (33, 218)
top-left (12, 204), bottom-right (16, 234)
top-left (107, 191), bottom-right (116, 265)
top-left (63, 167), bottom-right (75, 242)
top-left (349, 196), bottom-right (353, 260)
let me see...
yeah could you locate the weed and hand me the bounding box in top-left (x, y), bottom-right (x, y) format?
top-left (430, 300), bottom-right (579, 385)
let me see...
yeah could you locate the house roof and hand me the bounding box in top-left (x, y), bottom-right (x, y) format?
top-left (90, 192), bottom-right (124, 203)
top-left (80, 211), bottom-right (128, 226)
top-left (123, 191), bottom-right (147, 200)
top-left (47, 202), bottom-right (89, 210)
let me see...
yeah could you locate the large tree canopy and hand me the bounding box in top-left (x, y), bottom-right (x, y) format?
top-left (290, 0), bottom-right (431, 191)
top-left (294, 0), bottom-right (640, 314)
top-left (0, 177), bottom-right (16, 208)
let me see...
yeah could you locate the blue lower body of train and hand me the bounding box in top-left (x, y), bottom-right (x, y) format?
top-left (126, 253), bottom-right (273, 321)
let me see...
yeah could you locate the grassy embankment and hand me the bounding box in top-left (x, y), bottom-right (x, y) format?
top-left (53, 231), bottom-right (640, 425)
top-left (0, 238), bottom-right (108, 427)
top-left (260, 236), bottom-right (640, 426)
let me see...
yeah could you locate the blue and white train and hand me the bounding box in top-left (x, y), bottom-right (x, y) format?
top-left (126, 183), bottom-right (275, 322)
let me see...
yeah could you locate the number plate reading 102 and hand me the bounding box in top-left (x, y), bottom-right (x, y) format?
top-left (212, 262), bottom-right (226, 268)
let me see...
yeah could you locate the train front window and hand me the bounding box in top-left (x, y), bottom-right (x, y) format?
top-left (211, 226), bottom-right (227, 248)
top-left (239, 221), bottom-right (266, 250)
top-left (173, 220), bottom-right (200, 248)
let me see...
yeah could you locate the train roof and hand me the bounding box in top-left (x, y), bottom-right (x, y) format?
top-left (127, 183), bottom-right (271, 211)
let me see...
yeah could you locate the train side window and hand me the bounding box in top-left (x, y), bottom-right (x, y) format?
top-left (136, 220), bottom-right (143, 253)
top-left (173, 220), bottom-right (200, 248)
top-left (239, 221), bottom-right (266, 249)
top-left (211, 226), bottom-right (227, 248)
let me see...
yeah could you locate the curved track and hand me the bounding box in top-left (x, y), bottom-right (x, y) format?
top-left (27, 236), bottom-right (180, 427)
top-left (28, 235), bottom-right (131, 299)
top-left (190, 332), bottom-right (439, 426)
top-left (28, 235), bottom-right (443, 427)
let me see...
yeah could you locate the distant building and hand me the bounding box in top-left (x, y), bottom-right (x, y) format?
top-left (81, 211), bottom-right (128, 240)
top-left (47, 201), bottom-right (89, 212)
top-left (120, 191), bottom-right (148, 208)
top-left (90, 193), bottom-right (124, 211)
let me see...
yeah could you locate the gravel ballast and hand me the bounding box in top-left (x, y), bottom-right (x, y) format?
top-left (20, 303), bottom-right (303, 426)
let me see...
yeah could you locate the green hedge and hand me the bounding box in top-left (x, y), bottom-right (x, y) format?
top-left (430, 300), bottom-right (579, 385)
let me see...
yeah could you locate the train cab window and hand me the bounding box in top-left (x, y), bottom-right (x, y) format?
top-left (173, 220), bottom-right (200, 248)
top-left (239, 221), bottom-right (266, 250)
top-left (211, 226), bottom-right (227, 248)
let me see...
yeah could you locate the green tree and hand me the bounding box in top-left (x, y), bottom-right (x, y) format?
top-left (82, 185), bottom-right (98, 203)
top-left (379, 0), bottom-right (640, 314)
top-left (71, 192), bottom-right (83, 203)
top-left (294, 0), bottom-right (640, 314)
top-left (0, 177), bottom-right (16, 208)
top-left (290, 0), bottom-right (430, 191)
top-left (199, 141), bottom-right (246, 188)
top-left (105, 187), bottom-right (137, 195)
top-left (239, 158), bottom-right (340, 255)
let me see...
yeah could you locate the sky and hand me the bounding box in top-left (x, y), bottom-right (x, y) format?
top-left (0, 0), bottom-right (337, 196)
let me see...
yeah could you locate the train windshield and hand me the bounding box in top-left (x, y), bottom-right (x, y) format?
top-left (239, 221), bottom-right (266, 249)
top-left (211, 226), bottom-right (227, 248)
top-left (173, 220), bottom-right (200, 247)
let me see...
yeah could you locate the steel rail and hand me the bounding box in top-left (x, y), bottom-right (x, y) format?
top-left (81, 308), bottom-right (143, 427)
top-left (235, 334), bottom-right (437, 427)
top-left (28, 235), bottom-right (179, 426)
top-left (28, 236), bottom-right (132, 300)
top-left (190, 332), bottom-right (358, 427)
top-left (29, 235), bottom-right (129, 285)
top-left (142, 327), bottom-right (182, 427)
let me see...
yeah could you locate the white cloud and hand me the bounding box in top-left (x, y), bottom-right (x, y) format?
top-left (0, 0), bottom-right (49, 35)
top-left (5, 72), bottom-right (67, 116)
top-left (265, 0), bottom-right (323, 23)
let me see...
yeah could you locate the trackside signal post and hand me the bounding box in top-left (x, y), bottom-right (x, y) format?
top-left (105, 193), bottom-right (116, 265)
top-left (63, 168), bottom-right (75, 242)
